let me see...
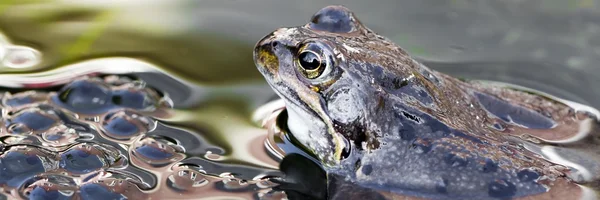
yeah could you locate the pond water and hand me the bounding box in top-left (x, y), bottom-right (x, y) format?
top-left (0, 0), bottom-right (599, 199)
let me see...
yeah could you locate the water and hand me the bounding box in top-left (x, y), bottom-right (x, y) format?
top-left (1, 1), bottom-right (600, 199)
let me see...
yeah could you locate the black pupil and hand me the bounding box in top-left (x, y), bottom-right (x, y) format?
top-left (299, 51), bottom-right (321, 70)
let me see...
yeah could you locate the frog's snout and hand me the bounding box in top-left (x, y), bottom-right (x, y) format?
top-left (254, 32), bottom-right (280, 75)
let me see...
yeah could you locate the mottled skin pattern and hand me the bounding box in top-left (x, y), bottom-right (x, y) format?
top-left (254, 5), bottom-right (599, 199)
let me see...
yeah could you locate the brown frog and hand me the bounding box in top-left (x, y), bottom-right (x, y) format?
top-left (254, 5), bottom-right (600, 200)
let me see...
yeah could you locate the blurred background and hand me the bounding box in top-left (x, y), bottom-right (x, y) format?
top-left (1, 0), bottom-right (599, 108)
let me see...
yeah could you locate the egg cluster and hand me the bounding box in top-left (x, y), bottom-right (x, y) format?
top-left (0, 75), bottom-right (183, 199)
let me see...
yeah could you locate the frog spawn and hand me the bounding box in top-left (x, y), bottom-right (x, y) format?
top-left (19, 171), bottom-right (149, 200)
top-left (0, 75), bottom-right (287, 200)
top-left (0, 76), bottom-right (170, 199)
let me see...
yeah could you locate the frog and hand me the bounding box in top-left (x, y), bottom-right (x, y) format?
top-left (254, 5), bottom-right (600, 200)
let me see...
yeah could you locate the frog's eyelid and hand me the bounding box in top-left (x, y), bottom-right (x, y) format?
top-left (314, 54), bottom-right (334, 80)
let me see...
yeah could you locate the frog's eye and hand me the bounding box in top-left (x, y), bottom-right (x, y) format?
top-left (296, 43), bottom-right (333, 79)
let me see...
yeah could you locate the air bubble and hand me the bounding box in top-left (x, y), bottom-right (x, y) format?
top-left (166, 165), bottom-right (209, 192)
top-left (221, 177), bottom-right (249, 191)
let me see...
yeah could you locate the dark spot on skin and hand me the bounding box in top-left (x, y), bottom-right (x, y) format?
top-left (401, 111), bottom-right (421, 123)
top-left (444, 153), bottom-right (468, 168)
top-left (398, 126), bottom-right (416, 141)
top-left (435, 178), bottom-right (448, 194)
top-left (392, 78), bottom-right (409, 89)
top-left (308, 6), bottom-right (356, 33)
top-left (361, 164), bottom-right (373, 175)
top-left (333, 120), bottom-right (367, 151)
top-left (418, 89), bottom-right (428, 98)
top-left (492, 123), bottom-right (505, 131)
top-left (373, 65), bottom-right (384, 77)
top-left (474, 92), bottom-right (555, 129)
top-left (481, 158), bottom-right (498, 173)
top-left (488, 179), bottom-right (517, 198)
top-left (354, 134), bottom-right (367, 150)
top-left (376, 95), bottom-right (386, 113)
top-left (354, 159), bottom-right (361, 172)
top-left (357, 63), bottom-right (434, 106)
top-left (517, 169), bottom-right (540, 182)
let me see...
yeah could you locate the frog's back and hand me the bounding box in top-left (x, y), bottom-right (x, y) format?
top-left (308, 5), bottom-right (600, 200)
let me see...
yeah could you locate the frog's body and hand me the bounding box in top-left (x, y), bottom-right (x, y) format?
top-left (254, 5), bottom-right (600, 199)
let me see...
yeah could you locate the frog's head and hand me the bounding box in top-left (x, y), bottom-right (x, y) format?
top-left (254, 5), bottom-right (418, 166)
